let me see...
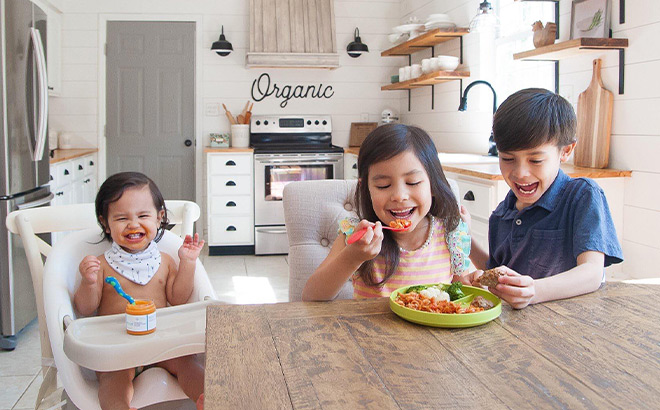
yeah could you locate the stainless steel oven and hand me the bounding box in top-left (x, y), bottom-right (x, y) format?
top-left (251, 115), bottom-right (344, 255)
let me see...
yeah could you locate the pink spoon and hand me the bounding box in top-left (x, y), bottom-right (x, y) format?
top-left (347, 223), bottom-right (410, 245)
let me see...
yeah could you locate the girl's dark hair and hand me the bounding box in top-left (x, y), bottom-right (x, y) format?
top-left (95, 172), bottom-right (169, 242)
top-left (355, 123), bottom-right (460, 287)
top-left (493, 88), bottom-right (576, 152)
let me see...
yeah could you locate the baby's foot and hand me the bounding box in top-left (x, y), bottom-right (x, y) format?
top-left (196, 393), bottom-right (204, 410)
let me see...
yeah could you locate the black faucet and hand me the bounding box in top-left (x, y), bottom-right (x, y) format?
top-left (458, 80), bottom-right (498, 156)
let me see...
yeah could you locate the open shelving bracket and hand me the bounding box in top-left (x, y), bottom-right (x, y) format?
top-left (405, 41), bottom-right (464, 111)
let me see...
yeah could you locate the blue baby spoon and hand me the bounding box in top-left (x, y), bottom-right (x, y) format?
top-left (105, 276), bottom-right (135, 304)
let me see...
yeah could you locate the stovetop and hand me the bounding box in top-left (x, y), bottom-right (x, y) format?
top-left (250, 114), bottom-right (342, 154)
top-left (251, 144), bottom-right (344, 154)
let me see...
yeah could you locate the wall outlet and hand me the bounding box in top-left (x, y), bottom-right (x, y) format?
top-left (205, 103), bottom-right (220, 116)
top-left (360, 113), bottom-right (369, 122)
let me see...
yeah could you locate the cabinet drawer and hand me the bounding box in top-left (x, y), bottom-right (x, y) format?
top-left (210, 195), bottom-right (253, 216)
top-left (72, 158), bottom-right (86, 180)
top-left (209, 216), bottom-right (253, 245)
top-left (210, 175), bottom-right (252, 196)
top-left (84, 155), bottom-right (97, 176)
top-left (209, 154), bottom-right (252, 175)
top-left (52, 161), bottom-right (73, 187)
top-left (457, 179), bottom-right (492, 221)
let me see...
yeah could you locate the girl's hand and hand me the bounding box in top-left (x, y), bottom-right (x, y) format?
top-left (179, 233), bottom-right (205, 262)
top-left (346, 219), bottom-right (383, 262)
top-left (483, 265), bottom-right (535, 309)
top-left (459, 205), bottom-right (471, 232)
top-left (79, 255), bottom-right (101, 285)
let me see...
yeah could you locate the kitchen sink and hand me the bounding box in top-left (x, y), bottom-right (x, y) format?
top-left (437, 152), bottom-right (500, 164)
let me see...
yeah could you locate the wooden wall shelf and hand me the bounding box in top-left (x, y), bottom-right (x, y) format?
top-left (381, 71), bottom-right (470, 91)
top-left (381, 28), bottom-right (469, 57)
top-left (513, 38), bottom-right (628, 61)
top-left (513, 37), bottom-right (629, 94)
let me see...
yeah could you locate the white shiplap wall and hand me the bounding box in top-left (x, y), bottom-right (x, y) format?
top-left (400, 0), bottom-right (660, 280)
top-left (49, 0), bottom-right (403, 204)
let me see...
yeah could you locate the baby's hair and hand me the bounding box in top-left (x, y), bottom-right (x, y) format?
top-left (493, 88), bottom-right (576, 152)
top-left (355, 123), bottom-right (460, 286)
top-left (95, 172), bottom-right (169, 242)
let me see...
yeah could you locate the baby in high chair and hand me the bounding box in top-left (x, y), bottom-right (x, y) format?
top-left (73, 171), bottom-right (204, 410)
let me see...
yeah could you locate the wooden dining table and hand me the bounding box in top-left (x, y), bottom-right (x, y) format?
top-left (203, 282), bottom-right (660, 409)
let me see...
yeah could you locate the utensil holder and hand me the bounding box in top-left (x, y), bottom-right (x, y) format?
top-left (231, 124), bottom-right (250, 148)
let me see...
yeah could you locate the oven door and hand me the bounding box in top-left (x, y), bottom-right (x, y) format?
top-left (254, 153), bottom-right (343, 226)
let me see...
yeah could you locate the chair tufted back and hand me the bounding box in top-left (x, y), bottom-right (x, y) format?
top-left (282, 178), bottom-right (461, 302)
top-left (283, 179), bottom-right (358, 301)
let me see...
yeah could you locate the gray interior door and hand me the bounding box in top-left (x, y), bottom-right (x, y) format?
top-left (106, 21), bottom-right (195, 201)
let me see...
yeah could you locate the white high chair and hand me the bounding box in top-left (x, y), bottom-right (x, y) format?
top-left (5, 201), bottom-right (216, 410)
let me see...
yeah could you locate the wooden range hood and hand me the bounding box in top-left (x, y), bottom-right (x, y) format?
top-left (247, 0), bottom-right (340, 69)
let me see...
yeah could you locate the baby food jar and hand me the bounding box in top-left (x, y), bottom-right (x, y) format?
top-left (125, 299), bottom-right (157, 335)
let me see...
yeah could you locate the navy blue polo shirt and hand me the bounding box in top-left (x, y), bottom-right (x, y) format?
top-left (487, 169), bottom-right (623, 279)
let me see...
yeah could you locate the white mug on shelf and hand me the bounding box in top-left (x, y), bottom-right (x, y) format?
top-left (230, 124), bottom-right (250, 148)
top-left (399, 67), bottom-right (407, 82)
top-left (403, 66), bottom-right (412, 81)
top-left (421, 59), bottom-right (432, 74)
top-left (411, 64), bottom-right (422, 78)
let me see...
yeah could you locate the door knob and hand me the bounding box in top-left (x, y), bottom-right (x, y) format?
top-left (184, 139), bottom-right (192, 147)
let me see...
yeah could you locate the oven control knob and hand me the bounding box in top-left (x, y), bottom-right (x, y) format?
top-left (314, 120), bottom-right (319, 125)
top-left (256, 120), bottom-right (261, 126)
top-left (322, 120), bottom-right (327, 125)
top-left (264, 120), bottom-right (269, 125)
top-left (307, 120), bottom-right (311, 125)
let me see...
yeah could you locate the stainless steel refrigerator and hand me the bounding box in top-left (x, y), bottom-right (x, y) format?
top-left (1, 0), bottom-right (52, 350)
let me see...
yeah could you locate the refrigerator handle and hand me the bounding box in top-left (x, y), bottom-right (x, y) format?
top-left (16, 193), bottom-right (54, 210)
top-left (30, 28), bottom-right (49, 162)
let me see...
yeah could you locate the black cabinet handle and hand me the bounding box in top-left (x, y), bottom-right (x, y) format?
top-left (64, 169), bottom-right (70, 175)
top-left (463, 190), bottom-right (475, 201)
top-left (56, 192), bottom-right (63, 196)
top-left (352, 163), bottom-right (357, 169)
top-left (226, 226), bottom-right (237, 231)
top-left (226, 201), bottom-right (236, 207)
top-left (89, 161), bottom-right (95, 166)
top-left (226, 181), bottom-right (236, 186)
top-left (225, 160), bottom-right (236, 166)
top-left (78, 165), bottom-right (84, 170)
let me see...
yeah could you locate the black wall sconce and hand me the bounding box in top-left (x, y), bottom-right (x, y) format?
top-left (346, 27), bottom-right (368, 58)
top-left (211, 25), bottom-right (233, 56)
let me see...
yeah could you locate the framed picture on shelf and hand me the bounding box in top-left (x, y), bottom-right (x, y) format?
top-left (570, 0), bottom-right (611, 39)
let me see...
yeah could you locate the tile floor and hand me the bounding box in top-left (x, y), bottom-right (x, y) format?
top-left (0, 252), bottom-right (290, 410)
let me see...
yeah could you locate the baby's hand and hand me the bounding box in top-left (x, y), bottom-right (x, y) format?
top-left (179, 233), bottom-right (205, 262)
top-left (346, 219), bottom-right (383, 262)
top-left (483, 266), bottom-right (535, 309)
top-left (79, 255), bottom-right (101, 285)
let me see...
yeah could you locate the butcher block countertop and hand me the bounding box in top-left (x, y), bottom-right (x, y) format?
top-left (204, 147), bottom-right (254, 153)
top-left (345, 147), bottom-right (359, 155)
top-left (49, 148), bottom-right (98, 164)
top-left (443, 163), bottom-right (632, 180)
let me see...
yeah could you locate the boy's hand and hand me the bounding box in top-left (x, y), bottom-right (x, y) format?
top-left (79, 255), bottom-right (101, 285)
top-left (346, 220), bottom-right (383, 262)
top-left (179, 233), bottom-right (205, 262)
top-left (483, 266), bottom-right (535, 309)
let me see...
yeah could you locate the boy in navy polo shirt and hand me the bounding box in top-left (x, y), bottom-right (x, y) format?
top-left (463, 88), bottom-right (623, 309)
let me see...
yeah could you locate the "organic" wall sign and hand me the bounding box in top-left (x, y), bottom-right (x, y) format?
top-left (251, 73), bottom-right (334, 108)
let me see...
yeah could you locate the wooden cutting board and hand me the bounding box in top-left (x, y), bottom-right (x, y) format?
top-left (574, 59), bottom-right (613, 168)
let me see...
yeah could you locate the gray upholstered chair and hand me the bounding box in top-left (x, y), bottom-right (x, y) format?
top-left (283, 178), bottom-right (460, 302)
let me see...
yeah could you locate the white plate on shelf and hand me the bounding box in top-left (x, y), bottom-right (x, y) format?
top-left (424, 21), bottom-right (457, 30)
top-left (392, 24), bottom-right (424, 34)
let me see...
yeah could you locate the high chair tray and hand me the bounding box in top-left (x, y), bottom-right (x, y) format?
top-left (63, 299), bottom-right (216, 371)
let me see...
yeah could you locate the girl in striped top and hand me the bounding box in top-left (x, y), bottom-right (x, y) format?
top-left (302, 124), bottom-right (471, 301)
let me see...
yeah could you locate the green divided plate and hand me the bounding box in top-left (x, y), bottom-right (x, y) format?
top-left (389, 284), bottom-right (502, 328)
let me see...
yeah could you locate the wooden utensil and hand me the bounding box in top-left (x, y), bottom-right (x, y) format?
top-left (574, 59), bottom-right (613, 169)
top-left (237, 114), bottom-right (245, 124)
top-left (244, 103), bottom-right (253, 124)
top-left (222, 103), bottom-right (236, 125)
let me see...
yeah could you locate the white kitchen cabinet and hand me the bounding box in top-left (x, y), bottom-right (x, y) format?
top-left (206, 152), bottom-right (254, 252)
top-left (344, 153), bottom-right (358, 180)
top-left (445, 170), bottom-right (627, 280)
top-left (49, 153), bottom-right (98, 243)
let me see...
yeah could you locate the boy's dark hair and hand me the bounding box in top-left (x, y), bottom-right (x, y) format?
top-left (355, 123), bottom-right (460, 287)
top-left (493, 88), bottom-right (576, 152)
top-left (95, 172), bottom-right (169, 242)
